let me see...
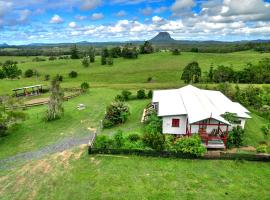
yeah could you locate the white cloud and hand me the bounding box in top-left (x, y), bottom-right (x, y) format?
top-left (139, 7), bottom-right (153, 16)
top-left (0, 1), bottom-right (13, 17)
top-left (80, 0), bottom-right (102, 10)
top-left (152, 16), bottom-right (163, 23)
top-left (69, 21), bottom-right (77, 28)
top-left (172, 0), bottom-right (195, 14)
top-left (116, 10), bottom-right (127, 17)
top-left (18, 9), bottom-right (31, 22)
top-left (50, 14), bottom-right (64, 24)
top-left (75, 15), bottom-right (86, 20)
top-left (90, 13), bottom-right (104, 20)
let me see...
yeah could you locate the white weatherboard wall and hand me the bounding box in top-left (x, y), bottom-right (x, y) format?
top-left (162, 115), bottom-right (187, 135)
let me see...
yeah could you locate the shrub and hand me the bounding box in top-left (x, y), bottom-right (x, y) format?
top-left (173, 135), bottom-right (207, 157)
top-left (123, 140), bottom-right (145, 150)
top-left (261, 124), bottom-right (270, 138)
top-left (24, 69), bottom-right (34, 78)
top-left (147, 90), bottom-right (153, 99)
top-left (94, 135), bottom-right (113, 149)
top-left (128, 133), bottom-right (141, 142)
top-left (0, 69), bottom-right (6, 79)
top-left (147, 77), bottom-right (152, 83)
top-left (113, 130), bottom-right (125, 148)
top-left (69, 71), bottom-right (78, 78)
top-left (103, 101), bottom-right (130, 128)
top-left (137, 89), bottom-right (146, 99)
top-left (143, 114), bottom-right (165, 151)
top-left (115, 94), bottom-right (125, 102)
top-left (2, 60), bottom-right (22, 79)
top-left (32, 57), bottom-right (46, 62)
top-left (44, 74), bottom-right (50, 81)
top-left (102, 118), bottom-right (114, 128)
top-left (227, 126), bottom-right (245, 148)
top-left (172, 49), bottom-right (181, 55)
top-left (107, 57), bottom-right (114, 65)
top-left (256, 145), bottom-right (267, 153)
top-left (81, 82), bottom-right (90, 92)
top-left (56, 75), bottom-right (63, 82)
top-left (48, 56), bottom-right (57, 61)
top-left (121, 90), bottom-right (132, 101)
top-left (82, 57), bottom-right (90, 67)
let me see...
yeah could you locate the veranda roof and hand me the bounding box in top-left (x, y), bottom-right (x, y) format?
top-left (152, 85), bottom-right (251, 124)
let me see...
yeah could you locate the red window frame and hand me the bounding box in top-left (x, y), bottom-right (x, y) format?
top-left (172, 119), bottom-right (180, 127)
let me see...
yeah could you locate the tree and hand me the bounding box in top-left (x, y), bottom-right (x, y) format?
top-left (208, 65), bottom-right (214, 82)
top-left (181, 61), bottom-right (201, 83)
top-left (70, 45), bottom-right (79, 59)
top-left (227, 126), bottom-right (245, 148)
top-left (82, 56), bottom-right (90, 67)
top-left (46, 76), bottom-right (64, 121)
top-left (121, 90), bottom-right (132, 101)
top-left (88, 47), bottom-right (95, 63)
top-left (122, 44), bottom-right (138, 59)
top-left (140, 41), bottom-right (154, 54)
top-left (110, 47), bottom-right (122, 58)
top-left (172, 49), bottom-right (181, 55)
top-left (81, 82), bottom-right (90, 92)
top-left (212, 65), bottom-right (234, 83)
top-left (0, 69), bottom-right (5, 79)
top-left (2, 60), bottom-right (22, 79)
top-left (101, 48), bottom-right (109, 65)
top-left (147, 90), bottom-right (153, 98)
top-left (106, 57), bottom-right (114, 65)
top-left (0, 96), bottom-right (26, 137)
top-left (68, 71), bottom-right (78, 78)
top-left (24, 69), bottom-right (34, 78)
top-left (137, 89), bottom-right (146, 99)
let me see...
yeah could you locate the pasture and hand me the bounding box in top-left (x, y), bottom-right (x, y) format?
top-left (0, 50), bottom-right (270, 200)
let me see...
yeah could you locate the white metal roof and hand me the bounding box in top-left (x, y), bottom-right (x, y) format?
top-left (152, 85), bottom-right (251, 124)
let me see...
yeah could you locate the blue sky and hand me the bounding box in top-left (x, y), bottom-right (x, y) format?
top-left (1, 0), bottom-right (270, 44)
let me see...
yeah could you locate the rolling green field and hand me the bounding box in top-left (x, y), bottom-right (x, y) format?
top-left (1, 51), bottom-right (270, 94)
top-left (1, 51), bottom-right (270, 200)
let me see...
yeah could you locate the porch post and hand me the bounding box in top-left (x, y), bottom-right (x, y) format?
top-left (224, 125), bottom-right (229, 148)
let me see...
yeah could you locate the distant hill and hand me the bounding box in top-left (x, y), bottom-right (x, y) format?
top-left (150, 32), bottom-right (175, 43)
top-left (0, 43), bottom-right (9, 47)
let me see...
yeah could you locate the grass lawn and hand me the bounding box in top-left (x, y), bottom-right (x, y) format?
top-left (1, 148), bottom-right (270, 200)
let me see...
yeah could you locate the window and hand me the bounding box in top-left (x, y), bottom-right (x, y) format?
top-left (172, 119), bottom-right (180, 127)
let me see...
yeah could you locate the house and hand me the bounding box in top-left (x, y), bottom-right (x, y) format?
top-left (151, 85), bottom-right (251, 148)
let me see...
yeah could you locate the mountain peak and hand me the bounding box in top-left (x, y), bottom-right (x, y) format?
top-left (150, 32), bottom-right (175, 43)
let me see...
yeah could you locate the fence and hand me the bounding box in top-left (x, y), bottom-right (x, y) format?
top-left (5, 88), bottom-right (83, 110)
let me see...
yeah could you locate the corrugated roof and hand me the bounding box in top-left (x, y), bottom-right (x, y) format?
top-left (152, 85), bottom-right (251, 124)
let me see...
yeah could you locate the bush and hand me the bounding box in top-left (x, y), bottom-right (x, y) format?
top-left (56, 75), bottom-right (63, 82)
top-left (24, 69), bottom-right (34, 78)
top-left (107, 57), bottom-right (114, 65)
top-left (102, 118), bottom-right (114, 128)
top-left (143, 114), bottom-right (165, 151)
top-left (81, 82), bottom-right (90, 92)
top-left (48, 56), bottom-right (57, 61)
top-left (113, 130), bottom-right (125, 148)
top-left (32, 57), bottom-right (46, 62)
top-left (256, 145), bottom-right (267, 153)
top-left (69, 71), bottom-right (78, 78)
top-left (172, 49), bottom-right (181, 55)
top-left (121, 90), bottom-right (132, 101)
top-left (261, 124), bottom-right (270, 138)
top-left (82, 57), bottom-right (90, 67)
top-left (147, 90), bottom-right (153, 99)
top-left (147, 77), bottom-right (152, 82)
top-left (103, 101), bottom-right (130, 128)
top-left (123, 140), bottom-right (145, 150)
top-left (137, 89), bottom-right (146, 99)
top-left (227, 126), bottom-right (245, 148)
top-left (115, 94), bottom-right (125, 102)
top-left (94, 135), bottom-right (113, 149)
top-left (0, 69), bottom-right (6, 79)
top-left (44, 74), bottom-right (50, 81)
top-left (173, 135), bottom-right (206, 157)
top-left (128, 133), bottom-right (141, 142)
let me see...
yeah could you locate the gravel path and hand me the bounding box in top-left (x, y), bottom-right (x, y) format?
top-left (0, 134), bottom-right (94, 169)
